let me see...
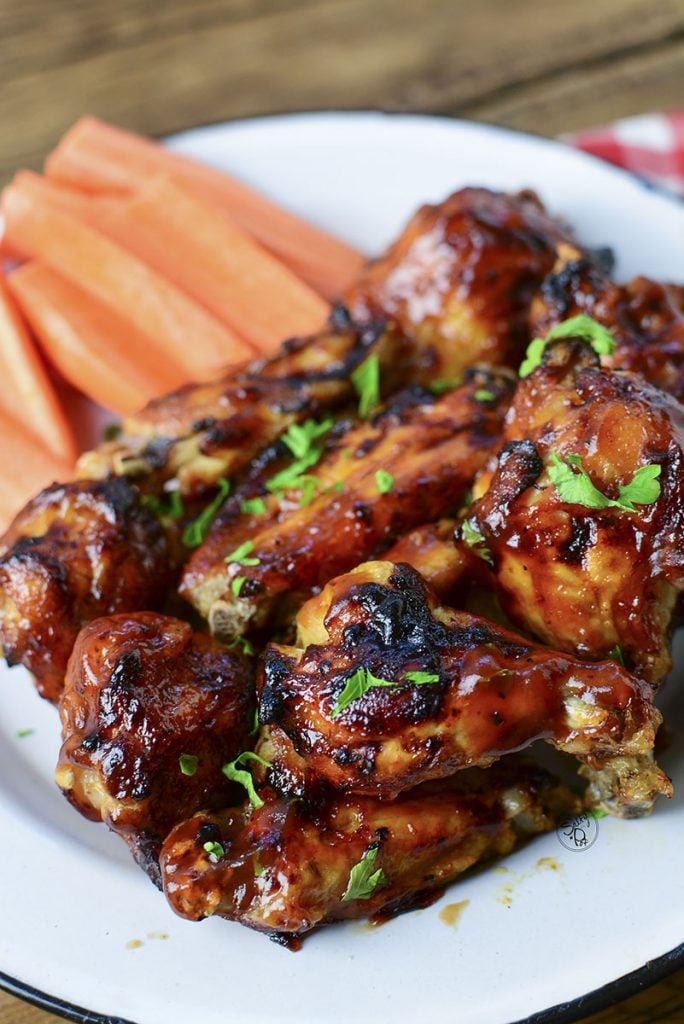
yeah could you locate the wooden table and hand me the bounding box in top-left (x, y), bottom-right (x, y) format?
top-left (0, 0), bottom-right (683, 1021)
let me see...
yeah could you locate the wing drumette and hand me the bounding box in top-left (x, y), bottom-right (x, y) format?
top-left (347, 187), bottom-right (576, 378)
top-left (56, 612), bottom-right (253, 883)
top-left (258, 561), bottom-right (670, 817)
top-left (160, 760), bottom-right (579, 938)
top-left (467, 338), bottom-right (684, 682)
top-left (0, 479), bottom-right (175, 701)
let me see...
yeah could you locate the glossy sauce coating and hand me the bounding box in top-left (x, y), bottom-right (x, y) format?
top-left (0, 478), bottom-right (174, 701)
top-left (258, 562), bottom-right (669, 816)
top-left (182, 369), bottom-right (515, 637)
top-left (348, 187), bottom-right (576, 378)
top-left (469, 339), bottom-right (684, 682)
top-left (56, 612), bottom-right (254, 881)
top-left (160, 760), bottom-right (578, 936)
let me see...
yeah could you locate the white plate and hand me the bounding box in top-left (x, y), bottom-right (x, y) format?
top-left (1, 112), bottom-right (683, 1024)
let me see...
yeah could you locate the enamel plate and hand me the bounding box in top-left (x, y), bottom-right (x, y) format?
top-left (1, 112), bottom-right (682, 1024)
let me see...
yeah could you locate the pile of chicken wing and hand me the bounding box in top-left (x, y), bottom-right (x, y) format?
top-left (2, 186), bottom-right (682, 944)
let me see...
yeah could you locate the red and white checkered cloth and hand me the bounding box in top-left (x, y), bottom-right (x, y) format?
top-left (565, 111), bottom-right (684, 199)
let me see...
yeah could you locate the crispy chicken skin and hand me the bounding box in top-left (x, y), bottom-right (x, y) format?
top-left (0, 479), bottom-right (175, 702)
top-left (182, 368), bottom-right (515, 638)
top-left (530, 243), bottom-right (684, 399)
top-left (56, 612), bottom-right (253, 883)
top-left (160, 760), bottom-right (579, 937)
top-left (78, 316), bottom-right (403, 496)
top-left (468, 339), bottom-right (684, 682)
top-left (258, 561), bottom-right (670, 816)
top-left (347, 188), bottom-right (575, 378)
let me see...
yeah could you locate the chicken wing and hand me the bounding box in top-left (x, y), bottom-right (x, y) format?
top-left (347, 187), bottom-right (576, 377)
top-left (56, 612), bottom-right (254, 883)
top-left (181, 368), bottom-right (514, 638)
top-left (160, 759), bottom-right (579, 938)
top-left (258, 561), bottom-right (670, 816)
top-left (467, 338), bottom-right (684, 682)
top-left (0, 479), bottom-right (175, 702)
top-left (530, 243), bottom-right (684, 399)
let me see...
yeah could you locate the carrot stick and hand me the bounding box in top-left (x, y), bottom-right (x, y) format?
top-left (0, 404), bottom-right (71, 533)
top-left (1, 181), bottom-right (255, 377)
top-left (7, 169), bottom-right (124, 225)
top-left (44, 116), bottom-right (365, 298)
top-left (0, 273), bottom-right (76, 463)
top-left (8, 262), bottom-right (190, 416)
top-left (97, 175), bottom-right (329, 349)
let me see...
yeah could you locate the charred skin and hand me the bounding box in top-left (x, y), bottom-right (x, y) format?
top-left (78, 317), bottom-right (401, 499)
top-left (0, 479), bottom-right (175, 702)
top-left (258, 562), bottom-right (670, 816)
top-left (468, 339), bottom-right (684, 682)
top-left (56, 612), bottom-right (254, 883)
top-left (181, 368), bottom-right (515, 638)
top-left (347, 187), bottom-right (575, 378)
top-left (160, 760), bottom-right (579, 937)
top-left (530, 243), bottom-right (684, 400)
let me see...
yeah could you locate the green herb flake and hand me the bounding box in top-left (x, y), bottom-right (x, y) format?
top-left (461, 518), bottom-right (494, 566)
top-left (547, 453), bottom-right (661, 513)
top-left (225, 540), bottom-right (261, 567)
top-left (103, 422), bottom-right (122, 442)
top-left (591, 808), bottom-right (609, 819)
top-left (240, 497), bottom-right (267, 516)
top-left (222, 751), bottom-right (272, 809)
top-left (519, 315), bottom-right (616, 378)
top-left (429, 377), bottom-right (461, 395)
top-left (297, 475), bottom-right (321, 507)
top-left (183, 479), bottom-right (230, 548)
top-left (351, 353), bottom-right (380, 418)
top-left (266, 449), bottom-right (322, 494)
top-left (203, 840), bottom-right (224, 861)
top-left (253, 857), bottom-right (266, 878)
top-left (141, 489), bottom-right (185, 521)
top-left (404, 671), bottom-right (440, 684)
top-left (341, 846), bottom-right (388, 902)
top-left (375, 469), bottom-right (394, 494)
top-left (231, 576), bottom-right (247, 598)
top-left (179, 754), bottom-right (198, 777)
top-left (332, 481), bottom-right (345, 493)
top-left (282, 418), bottom-right (333, 460)
top-left (608, 644), bottom-right (625, 666)
top-left (16, 728), bottom-right (34, 739)
top-left (249, 707), bottom-right (260, 736)
top-left (474, 389), bottom-right (495, 402)
top-left (331, 665), bottom-right (439, 718)
top-left (228, 634), bottom-right (255, 657)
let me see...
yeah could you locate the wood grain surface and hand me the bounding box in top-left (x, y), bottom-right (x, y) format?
top-left (1, 0), bottom-right (683, 1021)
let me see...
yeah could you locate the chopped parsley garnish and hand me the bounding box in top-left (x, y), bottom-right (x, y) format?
top-left (429, 377), bottom-right (461, 395)
top-left (232, 576), bottom-right (247, 597)
top-left (103, 422), bottom-right (122, 442)
top-left (240, 497), bottom-right (267, 516)
top-left (351, 352), bottom-right (380, 418)
top-left (249, 708), bottom-right (260, 736)
top-left (609, 644), bottom-right (625, 666)
top-left (179, 754), bottom-right (198, 777)
top-left (282, 418), bottom-right (333, 460)
top-left (228, 634), bottom-right (255, 657)
top-left (16, 728), bottom-right (34, 739)
top-left (203, 840), bottom-right (224, 862)
top-left (341, 846), bottom-right (388, 902)
top-left (266, 448), bottom-right (322, 493)
top-left (404, 671), bottom-right (440, 684)
top-left (375, 469), bottom-right (394, 494)
top-left (183, 479), bottom-right (230, 548)
top-left (474, 389), bottom-right (495, 402)
top-left (253, 857), bottom-right (266, 878)
top-left (547, 453), bottom-right (661, 512)
top-left (225, 540), bottom-right (261, 566)
top-left (296, 475), bottom-right (321, 506)
top-left (461, 518), bottom-right (493, 566)
top-left (519, 315), bottom-right (616, 378)
top-left (331, 666), bottom-right (440, 718)
top-left (222, 751), bottom-right (272, 809)
top-left (142, 489), bottom-right (184, 521)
